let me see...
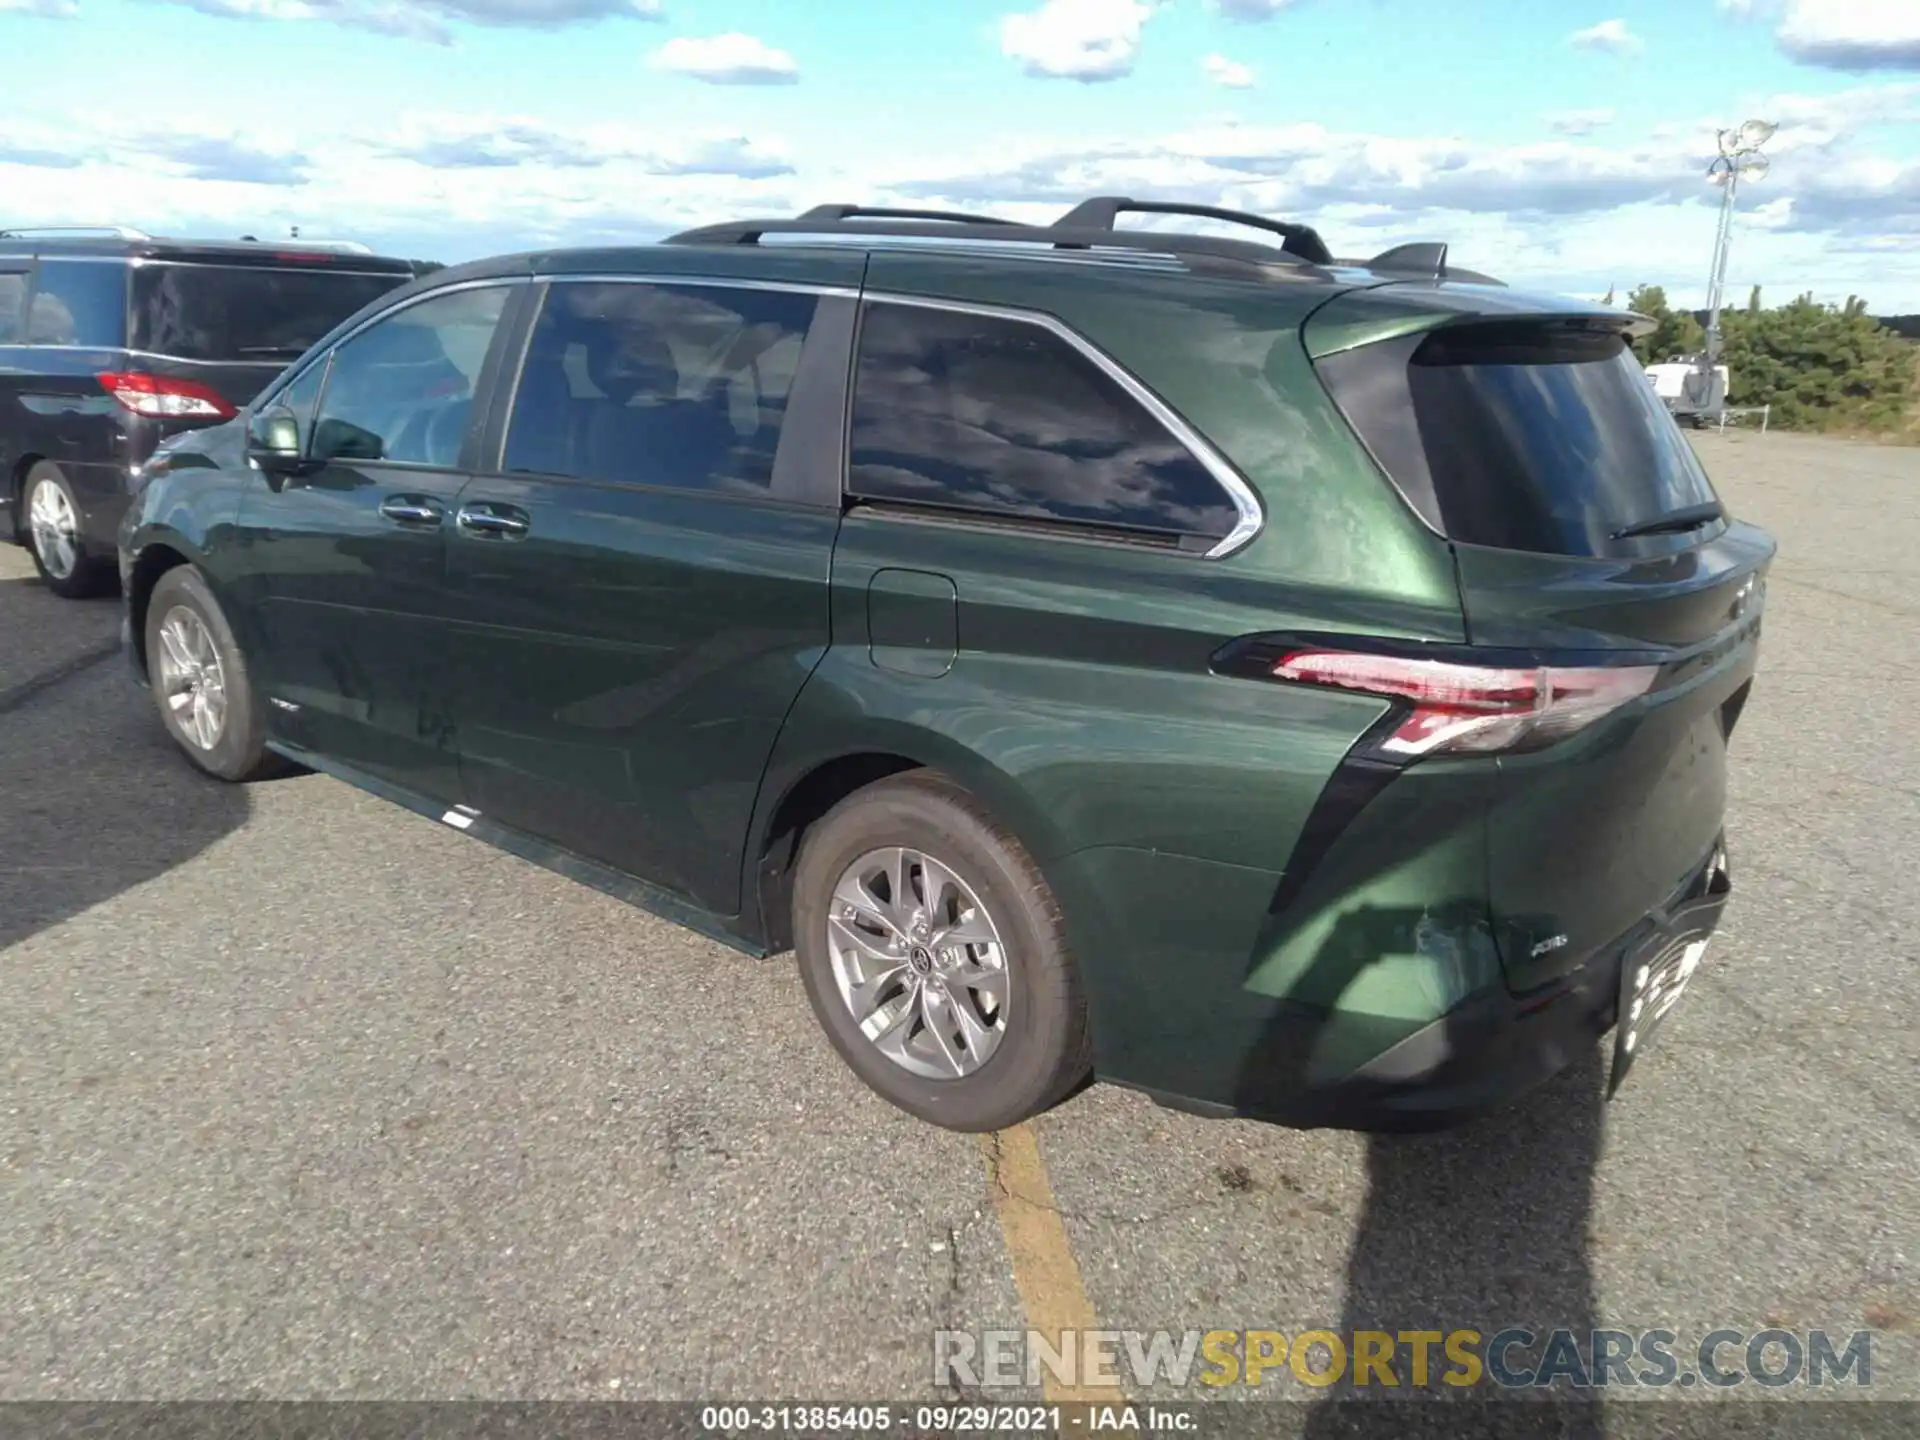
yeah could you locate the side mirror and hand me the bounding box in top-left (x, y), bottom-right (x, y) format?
top-left (246, 409), bottom-right (306, 476)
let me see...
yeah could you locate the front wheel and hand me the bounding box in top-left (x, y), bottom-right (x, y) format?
top-left (23, 462), bottom-right (115, 598)
top-left (792, 772), bottom-right (1092, 1132)
top-left (145, 566), bottom-right (287, 782)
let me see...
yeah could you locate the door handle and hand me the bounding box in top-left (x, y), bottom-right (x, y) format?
top-left (457, 502), bottom-right (530, 538)
top-left (379, 495), bottom-right (444, 525)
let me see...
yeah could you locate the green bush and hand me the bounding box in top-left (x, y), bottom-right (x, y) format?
top-left (1624, 284), bottom-right (1918, 435)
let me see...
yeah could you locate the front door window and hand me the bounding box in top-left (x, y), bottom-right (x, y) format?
top-left (311, 286), bottom-right (509, 468)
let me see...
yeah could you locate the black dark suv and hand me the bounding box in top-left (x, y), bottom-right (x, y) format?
top-left (1, 226), bottom-right (420, 597)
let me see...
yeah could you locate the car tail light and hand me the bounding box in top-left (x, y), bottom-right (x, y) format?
top-left (97, 372), bottom-right (238, 421)
top-left (1272, 650), bottom-right (1659, 758)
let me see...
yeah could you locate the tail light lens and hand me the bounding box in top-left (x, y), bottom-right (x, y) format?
top-left (1273, 650), bottom-right (1659, 758)
top-left (97, 372), bottom-right (237, 421)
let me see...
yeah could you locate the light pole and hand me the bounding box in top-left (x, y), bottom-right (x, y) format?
top-left (1699, 119), bottom-right (1774, 413)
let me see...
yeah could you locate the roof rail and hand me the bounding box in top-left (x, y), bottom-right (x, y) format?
top-left (1053, 196), bottom-right (1334, 266)
top-left (796, 204), bottom-right (1029, 227)
top-left (0, 223), bottom-right (152, 240)
top-left (667, 212), bottom-right (1328, 277)
top-left (666, 199), bottom-right (1504, 284)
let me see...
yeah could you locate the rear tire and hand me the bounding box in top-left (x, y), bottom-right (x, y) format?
top-left (145, 566), bottom-right (288, 782)
top-left (793, 771), bottom-right (1093, 1132)
top-left (23, 462), bottom-right (114, 599)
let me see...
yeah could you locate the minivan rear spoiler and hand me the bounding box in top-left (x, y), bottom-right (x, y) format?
top-left (1304, 286), bottom-right (1651, 359)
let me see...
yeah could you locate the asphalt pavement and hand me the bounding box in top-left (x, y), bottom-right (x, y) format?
top-left (2, 430), bottom-right (1915, 1410)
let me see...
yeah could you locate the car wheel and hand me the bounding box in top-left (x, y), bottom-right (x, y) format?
top-left (145, 566), bottom-right (287, 782)
top-left (793, 771), bottom-right (1093, 1132)
top-left (23, 462), bottom-right (114, 599)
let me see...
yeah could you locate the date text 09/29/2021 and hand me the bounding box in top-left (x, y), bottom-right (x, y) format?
top-left (699, 1405), bottom-right (1190, 1434)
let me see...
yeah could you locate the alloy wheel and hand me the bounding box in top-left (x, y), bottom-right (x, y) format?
top-left (825, 846), bottom-right (1011, 1080)
top-left (154, 606), bottom-right (229, 751)
top-left (27, 478), bottom-right (79, 581)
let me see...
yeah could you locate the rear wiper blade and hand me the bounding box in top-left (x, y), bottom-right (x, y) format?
top-left (237, 345), bottom-right (306, 357)
top-left (1610, 501), bottom-right (1725, 540)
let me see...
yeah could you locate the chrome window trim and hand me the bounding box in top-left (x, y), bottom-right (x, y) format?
top-left (855, 291), bottom-right (1265, 560)
top-left (545, 273), bottom-right (860, 300)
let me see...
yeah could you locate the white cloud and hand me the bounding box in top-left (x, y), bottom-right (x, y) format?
top-left (0, 120), bottom-right (312, 182)
top-left (0, 0), bottom-right (79, 13)
top-left (0, 109), bottom-right (801, 264)
top-left (1546, 107), bottom-right (1618, 135)
top-left (647, 32), bottom-right (800, 84)
top-left (1777, 0), bottom-right (1920, 70)
top-left (896, 123), bottom-right (1701, 220)
top-left (1569, 18), bottom-right (1644, 55)
top-left (1718, 0), bottom-right (1755, 16)
top-left (879, 85), bottom-right (1920, 305)
top-left (1000, 0), bottom-right (1154, 82)
top-left (7, 78), bottom-right (1919, 311)
top-left (1208, 0), bottom-right (1296, 18)
top-left (373, 116), bottom-right (794, 177)
top-left (149, 0), bottom-right (663, 43)
top-left (1203, 53), bottom-right (1255, 88)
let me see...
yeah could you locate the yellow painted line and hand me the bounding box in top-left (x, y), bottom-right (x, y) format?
top-left (981, 1123), bottom-right (1127, 1404)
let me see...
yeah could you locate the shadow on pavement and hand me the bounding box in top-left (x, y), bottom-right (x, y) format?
top-left (0, 578), bottom-right (252, 952)
top-left (1302, 1048), bottom-right (1606, 1440)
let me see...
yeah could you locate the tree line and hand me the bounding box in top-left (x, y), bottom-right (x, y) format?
top-left (1621, 284), bottom-right (1918, 437)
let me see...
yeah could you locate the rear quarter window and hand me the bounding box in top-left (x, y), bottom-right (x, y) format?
top-left (847, 302), bottom-right (1242, 547)
top-left (1316, 322), bottom-right (1721, 558)
top-left (25, 260), bottom-right (127, 346)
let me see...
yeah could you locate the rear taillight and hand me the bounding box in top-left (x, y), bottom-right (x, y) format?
top-left (1272, 650), bottom-right (1658, 758)
top-left (97, 372), bottom-right (237, 421)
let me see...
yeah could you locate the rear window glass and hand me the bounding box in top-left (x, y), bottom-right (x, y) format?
top-left (1318, 323), bottom-right (1720, 557)
top-left (131, 263), bottom-right (407, 363)
top-left (27, 260), bottom-right (126, 346)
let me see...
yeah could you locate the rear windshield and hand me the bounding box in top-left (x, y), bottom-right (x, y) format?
top-left (1317, 322), bottom-right (1720, 557)
top-left (131, 263), bottom-right (407, 363)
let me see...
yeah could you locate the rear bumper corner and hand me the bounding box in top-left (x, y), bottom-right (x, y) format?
top-left (1140, 842), bottom-right (1733, 1134)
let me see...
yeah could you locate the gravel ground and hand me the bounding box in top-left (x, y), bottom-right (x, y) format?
top-left (1, 430), bottom-right (1914, 1413)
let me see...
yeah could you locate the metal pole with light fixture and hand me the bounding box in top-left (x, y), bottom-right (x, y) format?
top-left (1698, 119), bottom-right (1774, 419)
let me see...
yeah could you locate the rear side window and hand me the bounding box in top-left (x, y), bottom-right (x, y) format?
top-left (26, 260), bottom-right (126, 346)
top-left (848, 303), bottom-right (1239, 545)
top-left (1317, 323), bottom-right (1720, 557)
top-left (504, 280), bottom-right (818, 496)
top-left (0, 271), bottom-right (25, 342)
top-left (131, 263), bottom-right (407, 362)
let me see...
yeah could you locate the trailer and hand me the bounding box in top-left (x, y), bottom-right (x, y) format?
top-left (1645, 353), bottom-right (1730, 427)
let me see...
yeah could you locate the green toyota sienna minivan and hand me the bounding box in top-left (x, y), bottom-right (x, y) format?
top-left (118, 200), bottom-right (1773, 1133)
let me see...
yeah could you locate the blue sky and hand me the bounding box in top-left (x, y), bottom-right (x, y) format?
top-left (3, 0), bottom-right (1918, 310)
